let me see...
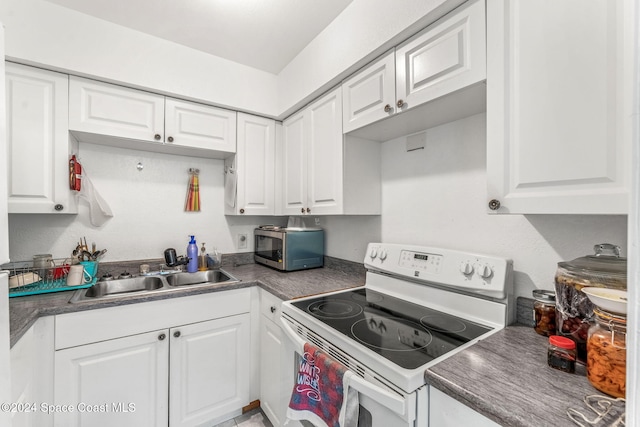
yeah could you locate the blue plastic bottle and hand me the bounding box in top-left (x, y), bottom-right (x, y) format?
top-left (187, 235), bottom-right (198, 273)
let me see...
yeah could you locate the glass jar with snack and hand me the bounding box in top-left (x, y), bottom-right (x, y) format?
top-left (533, 289), bottom-right (556, 336)
top-left (554, 244), bottom-right (626, 363)
top-left (586, 308), bottom-right (626, 398)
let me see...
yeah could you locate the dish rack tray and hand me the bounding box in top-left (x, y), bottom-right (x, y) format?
top-left (3, 259), bottom-right (97, 298)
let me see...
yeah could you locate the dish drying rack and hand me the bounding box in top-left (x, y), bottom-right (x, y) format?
top-left (3, 259), bottom-right (97, 298)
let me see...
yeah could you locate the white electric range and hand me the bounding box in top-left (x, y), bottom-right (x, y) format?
top-left (280, 243), bottom-right (513, 426)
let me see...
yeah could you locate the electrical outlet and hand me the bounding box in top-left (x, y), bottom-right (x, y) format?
top-left (237, 233), bottom-right (248, 250)
top-left (314, 217), bottom-right (321, 226)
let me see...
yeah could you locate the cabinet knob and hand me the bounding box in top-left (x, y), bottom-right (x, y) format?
top-left (54, 204), bottom-right (64, 211)
top-left (396, 99), bottom-right (405, 108)
top-left (306, 208), bottom-right (311, 213)
top-left (270, 306), bottom-right (276, 313)
top-left (167, 136), bottom-right (174, 143)
top-left (384, 104), bottom-right (392, 113)
top-left (301, 208), bottom-right (305, 214)
top-left (154, 134), bottom-right (162, 141)
top-left (488, 199), bottom-right (501, 211)
top-left (158, 333), bottom-right (166, 341)
top-left (173, 331), bottom-right (181, 338)
top-left (240, 208), bottom-right (245, 214)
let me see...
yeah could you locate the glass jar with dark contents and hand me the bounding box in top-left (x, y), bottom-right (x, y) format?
top-left (547, 335), bottom-right (576, 373)
top-left (532, 289), bottom-right (556, 336)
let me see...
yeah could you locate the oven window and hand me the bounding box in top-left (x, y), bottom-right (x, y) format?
top-left (255, 235), bottom-right (283, 262)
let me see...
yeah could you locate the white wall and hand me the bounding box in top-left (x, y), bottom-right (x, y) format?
top-left (380, 113), bottom-right (628, 299)
top-left (0, 0), bottom-right (279, 117)
top-left (8, 143), bottom-right (280, 263)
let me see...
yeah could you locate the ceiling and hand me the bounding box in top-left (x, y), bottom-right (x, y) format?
top-left (44, 0), bottom-right (354, 74)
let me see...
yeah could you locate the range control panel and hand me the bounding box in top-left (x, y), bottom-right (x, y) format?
top-left (364, 243), bottom-right (512, 299)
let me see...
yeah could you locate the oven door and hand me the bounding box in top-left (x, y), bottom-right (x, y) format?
top-left (280, 317), bottom-right (418, 427)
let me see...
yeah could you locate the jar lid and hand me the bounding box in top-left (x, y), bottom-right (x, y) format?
top-left (532, 289), bottom-right (555, 303)
top-left (549, 335), bottom-right (576, 350)
top-left (557, 243), bottom-right (627, 282)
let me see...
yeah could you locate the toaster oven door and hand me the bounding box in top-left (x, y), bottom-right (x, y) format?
top-left (255, 232), bottom-right (285, 269)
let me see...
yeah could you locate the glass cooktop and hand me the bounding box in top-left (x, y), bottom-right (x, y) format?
top-left (291, 288), bottom-right (493, 370)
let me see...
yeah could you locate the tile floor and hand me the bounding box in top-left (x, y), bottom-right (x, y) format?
top-left (213, 408), bottom-right (274, 427)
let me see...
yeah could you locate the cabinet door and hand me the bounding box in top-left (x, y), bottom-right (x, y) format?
top-left (69, 76), bottom-right (165, 143)
top-left (395, 0), bottom-right (485, 111)
top-left (54, 329), bottom-right (169, 427)
top-left (169, 314), bottom-right (250, 427)
top-left (232, 113), bottom-right (276, 215)
top-left (342, 52), bottom-right (396, 133)
top-left (307, 88), bottom-right (343, 215)
top-left (165, 98), bottom-right (236, 153)
top-left (281, 111), bottom-right (308, 215)
top-left (429, 387), bottom-right (500, 427)
top-left (486, 0), bottom-right (628, 214)
top-left (5, 63), bottom-right (75, 213)
top-left (260, 317), bottom-right (288, 427)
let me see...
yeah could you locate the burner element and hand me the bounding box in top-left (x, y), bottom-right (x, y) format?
top-left (420, 315), bottom-right (467, 333)
top-left (307, 300), bottom-right (363, 319)
top-left (352, 314), bottom-right (433, 352)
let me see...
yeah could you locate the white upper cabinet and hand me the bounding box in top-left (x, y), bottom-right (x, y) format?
top-left (69, 76), bottom-right (236, 159)
top-left (69, 76), bottom-right (164, 143)
top-left (395, 0), bottom-right (485, 111)
top-left (342, 0), bottom-right (486, 141)
top-left (165, 98), bottom-right (236, 153)
top-left (486, 0), bottom-right (630, 214)
top-left (6, 63), bottom-right (77, 214)
top-left (281, 88), bottom-right (380, 216)
top-left (226, 113), bottom-right (276, 215)
top-left (342, 53), bottom-right (396, 134)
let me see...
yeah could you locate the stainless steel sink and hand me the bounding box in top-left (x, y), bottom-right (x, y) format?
top-left (85, 276), bottom-right (164, 297)
top-left (165, 270), bottom-right (233, 287)
top-left (70, 269), bottom-right (239, 303)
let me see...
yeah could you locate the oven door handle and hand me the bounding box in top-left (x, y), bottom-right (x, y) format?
top-left (280, 316), bottom-right (408, 417)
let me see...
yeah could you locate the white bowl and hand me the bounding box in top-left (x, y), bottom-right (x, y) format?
top-left (582, 287), bottom-right (627, 315)
top-left (9, 272), bottom-right (41, 289)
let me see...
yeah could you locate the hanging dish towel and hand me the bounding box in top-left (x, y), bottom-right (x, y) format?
top-left (76, 171), bottom-right (114, 227)
top-left (185, 168), bottom-right (200, 211)
top-left (287, 343), bottom-right (359, 427)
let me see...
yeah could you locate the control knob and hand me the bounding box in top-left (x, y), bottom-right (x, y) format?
top-left (369, 247), bottom-right (378, 259)
top-left (459, 261), bottom-right (474, 276)
top-left (476, 263), bottom-right (494, 279)
top-left (379, 250), bottom-right (388, 261)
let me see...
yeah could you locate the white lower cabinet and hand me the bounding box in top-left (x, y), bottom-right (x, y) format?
top-left (53, 289), bottom-right (251, 427)
top-left (429, 387), bottom-right (500, 427)
top-left (169, 315), bottom-right (250, 427)
top-left (10, 317), bottom-right (54, 427)
top-left (54, 329), bottom-right (169, 427)
top-left (259, 290), bottom-right (298, 427)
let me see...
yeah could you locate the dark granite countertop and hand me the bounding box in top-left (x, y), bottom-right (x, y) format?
top-left (425, 325), bottom-right (626, 427)
top-left (9, 257), bottom-right (365, 348)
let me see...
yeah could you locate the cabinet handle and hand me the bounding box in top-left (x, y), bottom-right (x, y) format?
top-left (167, 136), bottom-right (174, 143)
top-left (396, 99), bottom-right (405, 109)
top-left (384, 104), bottom-right (392, 113)
top-left (240, 208), bottom-right (245, 214)
top-left (154, 134), bottom-right (162, 141)
top-left (158, 333), bottom-right (166, 341)
top-left (270, 306), bottom-right (276, 313)
top-left (54, 204), bottom-right (64, 211)
top-left (174, 331), bottom-right (181, 338)
top-left (488, 199), bottom-right (501, 211)
top-left (306, 208), bottom-right (311, 213)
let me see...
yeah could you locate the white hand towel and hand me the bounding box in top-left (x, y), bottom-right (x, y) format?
top-left (77, 172), bottom-right (113, 227)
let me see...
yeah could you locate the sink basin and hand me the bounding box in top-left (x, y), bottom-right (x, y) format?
top-left (166, 270), bottom-right (233, 287)
top-left (69, 269), bottom-right (240, 303)
top-left (84, 276), bottom-right (164, 298)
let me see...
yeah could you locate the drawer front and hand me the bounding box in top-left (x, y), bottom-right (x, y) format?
top-left (260, 289), bottom-right (283, 323)
top-left (55, 288), bottom-right (251, 350)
